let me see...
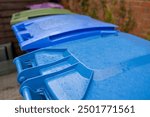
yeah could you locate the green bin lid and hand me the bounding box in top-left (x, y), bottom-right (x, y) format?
top-left (11, 8), bottom-right (73, 25)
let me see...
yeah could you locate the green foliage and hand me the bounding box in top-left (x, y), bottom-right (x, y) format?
top-left (80, 0), bottom-right (89, 13)
top-left (90, 8), bottom-right (99, 19)
top-left (111, 0), bottom-right (118, 5)
top-left (99, 0), bottom-right (107, 8)
top-left (104, 7), bottom-right (115, 23)
top-left (119, 0), bottom-right (126, 18)
top-left (146, 34), bottom-right (150, 40)
top-left (99, 0), bottom-right (115, 23)
top-left (122, 8), bottom-right (136, 32)
top-left (118, 0), bottom-right (136, 32)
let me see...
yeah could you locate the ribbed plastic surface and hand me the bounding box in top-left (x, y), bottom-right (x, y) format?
top-left (14, 32), bottom-right (150, 100)
top-left (12, 14), bottom-right (118, 51)
top-left (10, 8), bottom-right (72, 24)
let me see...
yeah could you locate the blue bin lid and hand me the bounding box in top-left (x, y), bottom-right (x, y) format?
top-left (16, 32), bottom-right (150, 99)
top-left (12, 14), bottom-right (117, 51)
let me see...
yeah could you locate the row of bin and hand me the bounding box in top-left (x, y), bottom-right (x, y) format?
top-left (11, 2), bottom-right (150, 100)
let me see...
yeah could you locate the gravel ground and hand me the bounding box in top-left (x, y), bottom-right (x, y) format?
top-left (0, 72), bottom-right (22, 100)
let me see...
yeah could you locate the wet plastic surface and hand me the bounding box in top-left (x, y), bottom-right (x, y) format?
top-left (15, 32), bottom-right (150, 100)
top-left (12, 14), bottom-right (117, 51)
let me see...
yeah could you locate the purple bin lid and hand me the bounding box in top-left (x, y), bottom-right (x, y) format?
top-left (27, 2), bottom-right (64, 9)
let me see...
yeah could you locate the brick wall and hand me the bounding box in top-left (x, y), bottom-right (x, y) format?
top-left (0, 0), bottom-right (49, 56)
top-left (61, 0), bottom-right (150, 40)
top-left (127, 0), bottom-right (150, 39)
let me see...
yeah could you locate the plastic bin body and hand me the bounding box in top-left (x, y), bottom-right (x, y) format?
top-left (27, 2), bottom-right (64, 9)
top-left (12, 14), bottom-right (117, 51)
top-left (10, 8), bottom-right (72, 25)
top-left (14, 31), bottom-right (150, 100)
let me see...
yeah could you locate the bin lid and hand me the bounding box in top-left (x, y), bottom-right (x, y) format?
top-left (10, 8), bottom-right (73, 24)
top-left (12, 14), bottom-right (118, 51)
top-left (16, 32), bottom-right (150, 99)
top-left (27, 2), bottom-right (64, 9)
top-left (20, 62), bottom-right (93, 100)
top-left (45, 54), bottom-right (150, 100)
